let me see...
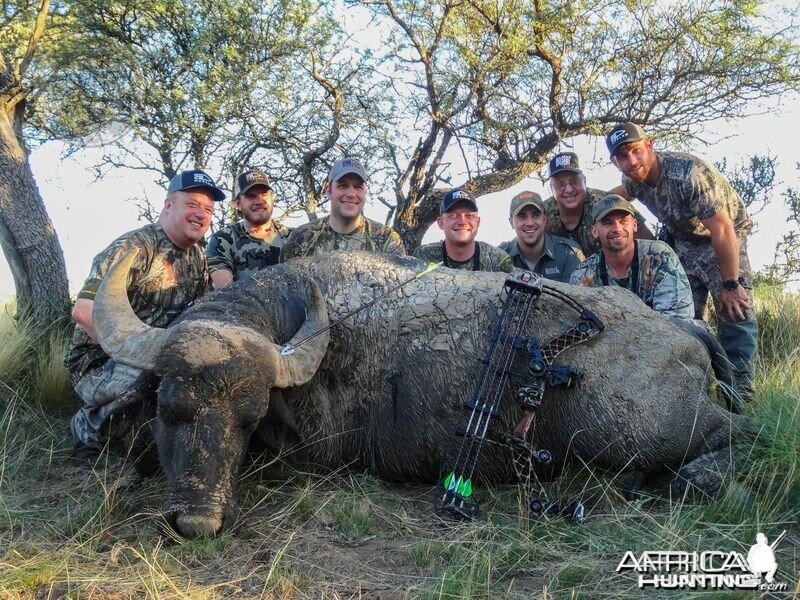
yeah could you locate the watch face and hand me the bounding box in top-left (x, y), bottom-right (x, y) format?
top-left (723, 280), bottom-right (739, 290)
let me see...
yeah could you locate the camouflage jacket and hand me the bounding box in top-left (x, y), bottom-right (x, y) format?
top-left (280, 215), bottom-right (406, 260)
top-left (206, 220), bottom-right (291, 281)
top-left (64, 223), bottom-right (210, 381)
top-left (499, 234), bottom-right (584, 283)
top-left (569, 239), bottom-right (694, 319)
top-left (544, 188), bottom-right (649, 256)
top-left (622, 151), bottom-right (753, 241)
top-left (413, 241), bottom-right (513, 273)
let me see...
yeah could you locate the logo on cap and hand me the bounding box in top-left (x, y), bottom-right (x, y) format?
top-left (194, 172), bottom-right (214, 186)
top-left (554, 155), bottom-right (572, 168)
top-left (245, 172), bottom-right (266, 183)
top-left (609, 130), bottom-right (629, 144)
top-left (450, 190), bottom-right (471, 201)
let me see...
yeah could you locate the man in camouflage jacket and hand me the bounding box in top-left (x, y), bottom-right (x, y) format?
top-left (570, 195), bottom-right (694, 319)
top-left (65, 170), bottom-right (223, 460)
top-left (607, 122), bottom-right (758, 401)
top-left (206, 169), bottom-right (291, 288)
top-left (281, 158), bottom-right (406, 260)
top-left (544, 151), bottom-right (653, 256)
top-left (414, 189), bottom-right (512, 272)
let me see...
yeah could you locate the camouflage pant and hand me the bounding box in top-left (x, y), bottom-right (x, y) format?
top-left (70, 359), bottom-right (144, 449)
top-left (675, 238), bottom-right (758, 399)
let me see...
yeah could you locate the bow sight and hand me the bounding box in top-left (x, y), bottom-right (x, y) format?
top-left (434, 271), bottom-right (604, 523)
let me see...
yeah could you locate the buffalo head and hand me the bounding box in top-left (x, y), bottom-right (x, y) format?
top-left (93, 251), bottom-right (330, 537)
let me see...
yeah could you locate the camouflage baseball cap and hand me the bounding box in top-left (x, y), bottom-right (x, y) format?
top-left (234, 170), bottom-right (272, 197)
top-left (548, 152), bottom-right (582, 178)
top-left (606, 122), bottom-right (647, 157)
top-left (509, 190), bottom-right (545, 218)
top-left (328, 157), bottom-right (368, 183)
top-left (440, 189), bottom-right (478, 214)
top-left (167, 169), bottom-right (225, 202)
top-left (591, 194), bottom-right (637, 223)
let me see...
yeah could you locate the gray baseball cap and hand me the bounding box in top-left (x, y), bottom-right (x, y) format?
top-left (591, 194), bottom-right (637, 223)
top-left (234, 170), bottom-right (272, 197)
top-left (606, 122), bottom-right (647, 157)
top-left (328, 158), bottom-right (368, 183)
top-left (509, 190), bottom-right (545, 218)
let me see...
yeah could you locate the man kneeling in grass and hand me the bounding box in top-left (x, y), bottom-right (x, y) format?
top-left (64, 170), bottom-right (223, 464)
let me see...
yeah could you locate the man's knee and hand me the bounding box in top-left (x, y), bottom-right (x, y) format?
top-left (71, 362), bottom-right (150, 449)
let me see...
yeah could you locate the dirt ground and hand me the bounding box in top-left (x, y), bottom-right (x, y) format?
top-left (4, 448), bottom-right (579, 599)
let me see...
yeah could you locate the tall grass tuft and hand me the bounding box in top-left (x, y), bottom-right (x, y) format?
top-left (0, 302), bottom-right (75, 416)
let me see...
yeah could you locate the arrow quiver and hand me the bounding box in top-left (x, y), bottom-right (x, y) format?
top-left (434, 271), bottom-right (604, 521)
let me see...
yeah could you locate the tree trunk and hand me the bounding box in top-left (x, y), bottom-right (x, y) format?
top-left (0, 102), bottom-right (71, 325)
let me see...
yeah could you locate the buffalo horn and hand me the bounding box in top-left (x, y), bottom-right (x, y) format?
top-left (271, 276), bottom-right (330, 388)
top-left (92, 248), bottom-right (169, 371)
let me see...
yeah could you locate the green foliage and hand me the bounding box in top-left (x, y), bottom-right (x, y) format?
top-left (716, 154), bottom-right (777, 215)
top-left (718, 156), bottom-right (800, 284)
top-left (330, 493), bottom-right (373, 539)
top-left (0, 302), bottom-right (74, 416)
top-left (17, 0), bottom-right (800, 245)
top-left (173, 534), bottom-right (236, 563)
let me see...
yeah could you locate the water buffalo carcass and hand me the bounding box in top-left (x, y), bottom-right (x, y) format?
top-left (94, 251), bottom-right (742, 538)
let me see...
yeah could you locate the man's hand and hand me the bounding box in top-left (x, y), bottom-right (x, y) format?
top-left (701, 212), bottom-right (750, 321)
top-left (719, 285), bottom-right (751, 322)
top-left (72, 298), bottom-right (97, 341)
top-left (210, 268), bottom-right (234, 289)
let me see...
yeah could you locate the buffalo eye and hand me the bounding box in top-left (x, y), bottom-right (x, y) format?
top-left (157, 377), bottom-right (200, 423)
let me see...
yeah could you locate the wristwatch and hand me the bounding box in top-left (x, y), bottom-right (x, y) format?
top-left (722, 278), bottom-right (740, 291)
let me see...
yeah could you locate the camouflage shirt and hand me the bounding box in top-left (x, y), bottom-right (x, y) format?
top-left (413, 241), bottom-right (513, 273)
top-left (622, 151), bottom-right (753, 241)
top-left (206, 220), bottom-right (291, 281)
top-left (544, 188), bottom-right (648, 256)
top-left (64, 223), bottom-right (210, 381)
top-left (499, 234), bottom-right (584, 283)
top-left (280, 215), bottom-right (406, 260)
top-left (570, 239), bottom-right (694, 319)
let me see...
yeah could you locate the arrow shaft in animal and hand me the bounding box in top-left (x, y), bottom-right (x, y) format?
top-left (281, 262), bottom-right (441, 355)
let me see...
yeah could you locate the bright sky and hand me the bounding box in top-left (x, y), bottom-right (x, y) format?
top-left (4, 102), bottom-right (797, 297)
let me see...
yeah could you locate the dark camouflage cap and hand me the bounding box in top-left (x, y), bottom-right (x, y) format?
top-left (592, 194), bottom-right (636, 223)
top-left (234, 170), bottom-right (272, 197)
top-left (328, 157), bottom-right (368, 183)
top-left (509, 190), bottom-right (545, 218)
top-left (606, 122), bottom-right (647, 157)
top-left (167, 169), bottom-right (225, 202)
top-left (548, 152), bottom-right (582, 178)
top-left (440, 189), bottom-right (478, 214)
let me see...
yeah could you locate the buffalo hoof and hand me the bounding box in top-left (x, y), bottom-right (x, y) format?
top-left (174, 513), bottom-right (223, 538)
top-left (670, 451), bottom-right (732, 500)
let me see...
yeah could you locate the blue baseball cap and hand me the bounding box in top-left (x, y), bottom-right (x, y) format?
top-left (440, 189), bottom-right (478, 214)
top-left (167, 170), bottom-right (226, 202)
top-left (548, 152), bottom-right (583, 178)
